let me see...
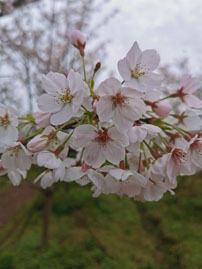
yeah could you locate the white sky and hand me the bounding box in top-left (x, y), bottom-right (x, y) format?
top-left (97, 0), bottom-right (202, 78)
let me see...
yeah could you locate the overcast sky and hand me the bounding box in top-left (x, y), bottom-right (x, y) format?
top-left (97, 0), bottom-right (202, 78)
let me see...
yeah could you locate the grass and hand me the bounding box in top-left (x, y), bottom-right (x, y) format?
top-left (0, 173), bottom-right (202, 269)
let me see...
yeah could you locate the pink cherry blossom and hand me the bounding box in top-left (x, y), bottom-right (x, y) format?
top-left (71, 124), bottom-right (129, 168)
top-left (174, 75), bottom-right (202, 108)
top-left (96, 77), bottom-right (146, 131)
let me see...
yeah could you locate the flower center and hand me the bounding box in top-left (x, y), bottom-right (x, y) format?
top-left (94, 129), bottom-right (113, 147)
top-left (112, 93), bottom-right (126, 107)
top-left (131, 64), bottom-right (145, 79)
top-left (58, 88), bottom-right (72, 104)
top-left (172, 148), bottom-right (186, 163)
top-left (0, 114), bottom-right (10, 127)
top-left (191, 139), bottom-right (202, 154)
top-left (9, 145), bottom-right (21, 157)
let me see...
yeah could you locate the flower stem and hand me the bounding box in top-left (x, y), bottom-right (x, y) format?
top-left (82, 56), bottom-right (87, 82)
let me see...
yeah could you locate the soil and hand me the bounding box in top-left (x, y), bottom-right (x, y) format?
top-left (0, 182), bottom-right (38, 225)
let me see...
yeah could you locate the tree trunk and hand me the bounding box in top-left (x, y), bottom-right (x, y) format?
top-left (41, 189), bottom-right (53, 248)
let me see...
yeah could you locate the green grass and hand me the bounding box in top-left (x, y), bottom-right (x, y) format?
top-left (0, 173), bottom-right (202, 269)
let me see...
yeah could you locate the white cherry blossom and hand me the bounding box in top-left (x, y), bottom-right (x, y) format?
top-left (118, 42), bottom-right (162, 92)
top-left (37, 69), bottom-right (89, 125)
top-left (0, 104), bottom-right (18, 151)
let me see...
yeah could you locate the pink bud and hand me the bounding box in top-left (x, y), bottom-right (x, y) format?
top-left (27, 135), bottom-right (48, 153)
top-left (32, 112), bottom-right (51, 128)
top-left (70, 30), bottom-right (86, 56)
top-left (152, 101), bottom-right (172, 118)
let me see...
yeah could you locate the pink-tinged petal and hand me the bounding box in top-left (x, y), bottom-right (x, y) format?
top-left (113, 108), bottom-right (133, 130)
top-left (108, 127), bottom-right (129, 146)
top-left (37, 94), bottom-right (62, 113)
top-left (179, 75), bottom-right (191, 89)
top-left (96, 77), bottom-right (121, 96)
top-left (166, 158), bottom-right (179, 184)
top-left (104, 141), bottom-right (125, 165)
top-left (96, 96), bottom-right (113, 122)
top-left (137, 49), bottom-right (160, 71)
top-left (184, 95), bottom-right (202, 108)
top-left (125, 41), bottom-right (142, 69)
top-left (83, 143), bottom-right (105, 168)
top-left (42, 72), bottom-right (67, 94)
top-left (131, 171), bottom-right (147, 186)
top-left (117, 58), bottom-right (131, 81)
top-left (50, 104), bottom-right (73, 125)
top-left (181, 76), bottom-right (202, 94)
top-left (72, 124), bottom-right (96, 148)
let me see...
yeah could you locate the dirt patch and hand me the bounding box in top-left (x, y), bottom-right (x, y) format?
top-left (0, 182), bottom-right (38, 225)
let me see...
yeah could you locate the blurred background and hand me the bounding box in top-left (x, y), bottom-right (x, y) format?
top-left (0, 0), bottom-right (202, 268)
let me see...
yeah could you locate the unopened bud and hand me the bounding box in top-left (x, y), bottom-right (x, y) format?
top-left (70, 30), bottom-right (86, 56)
top-left (27, 135), bottom-right (48, 153)
top-left (32, 112), bottom-right (51, 128)
top-left (152, 101), bottom-right (172, 118)
top-left (94, 62), bottom-right (101, 73)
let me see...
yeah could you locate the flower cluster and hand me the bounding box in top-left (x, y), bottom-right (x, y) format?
top-left (1, 30), bottom-right (202, 201)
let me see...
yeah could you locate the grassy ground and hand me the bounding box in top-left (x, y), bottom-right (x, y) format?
top-left (0, 173), bottom-right (202, 269)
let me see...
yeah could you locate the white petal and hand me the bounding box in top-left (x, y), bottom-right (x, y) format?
top-left (37, 94), bottom-right (61, 112)
top-left (117, 58), bottom-right (131, 81)
top-left (96, 96), bottom-right (113, 122)
top-left (184, 95), bottom-right (202, 108)
top-left (50, 104), bottom-right (73, 125)
top-left (72, 125), bottom-right (96, 148)
top-left (96, 77), bottom-right (121, 96)
top-left (137, 49), bottom-right (160, 71)
top-left (83, 143), bottom-right (105, 168)
top-left (108, 127), bottom-right (129, 146)
top-left (104, 141), bottom-right (125, 165)
top-left (64, 167), bottom-right (85, 181)
top-left (126, 41), bottom-right (142, 69)
top-left (42, 72), bottom-right (67, 94)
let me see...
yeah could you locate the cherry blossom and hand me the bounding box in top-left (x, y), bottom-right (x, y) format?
top-left (0, 104), bottom-right (18, 150)
top-left (118, 42), bottom-right (162, 92)
top-left (71, 124), bottom-right (129, 168)
top-left (173, 75), bottom-right (202, 108)
top-left (37, 69), bottom-right (89, 125)
top-left (96, 77), bottom-right (146, 130)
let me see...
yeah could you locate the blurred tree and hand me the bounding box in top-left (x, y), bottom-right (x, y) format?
top-left (0, 0), bottom-right (40, 16)
top-left (0, 0), bottom-right (117, 112)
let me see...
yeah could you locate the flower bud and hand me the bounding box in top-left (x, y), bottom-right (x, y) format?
top-left (70, 30), bottom-right (86, 56)
top-left (32, 112), bottom-right (51, 128)
top-left (153, 101), bottom-right (171, 118)
top-left (94, 62), bottom-right (101, 73)
top-left (27, 134), bottom-right (48, 153)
